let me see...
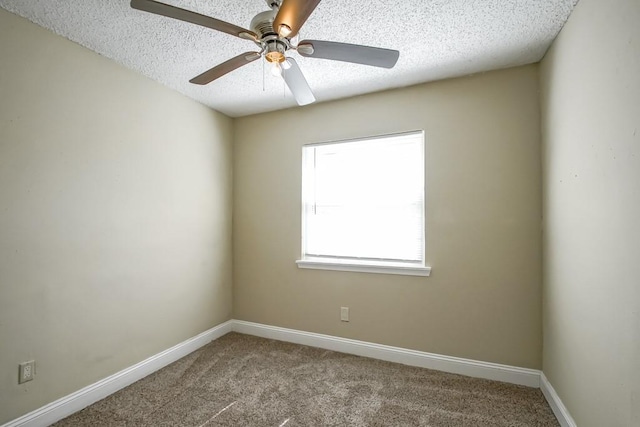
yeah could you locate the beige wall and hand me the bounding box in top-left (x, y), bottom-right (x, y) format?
top-left (540, 0), bottom-right (640, 425)
top-left (0, 10), bottom-right (233, 424)
top-left (233, 65), bottom-right (543, 369)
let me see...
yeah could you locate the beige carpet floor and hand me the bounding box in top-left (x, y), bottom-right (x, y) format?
top-left (54, 332), bottom-right (559, 426)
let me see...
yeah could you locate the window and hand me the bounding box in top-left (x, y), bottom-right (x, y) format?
top-left (296, 131), bottom-right (430, 276)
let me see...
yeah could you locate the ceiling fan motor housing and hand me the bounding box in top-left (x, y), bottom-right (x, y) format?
top-left (250, 9), bottom-right (278, 38)
top-left (251, 8), bottom-right (290, 63)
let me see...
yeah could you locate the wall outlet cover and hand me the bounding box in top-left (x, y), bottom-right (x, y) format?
top-left (19, 360), bottom-right (35, 384)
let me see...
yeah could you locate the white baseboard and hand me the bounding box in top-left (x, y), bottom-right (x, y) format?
top-left (2, 320), bottom-right (233, 427)
top-left (6, 319), bottom-right (569, 427)
top-left (540, 372), bottom-right (577, 427)
top-left (231, 320), bottom-right (541, 388)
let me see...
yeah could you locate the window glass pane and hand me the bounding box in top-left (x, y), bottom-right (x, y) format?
top-left (302, 131), bottom-right (424, 263)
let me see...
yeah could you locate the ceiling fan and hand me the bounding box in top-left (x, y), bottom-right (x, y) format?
top-left (130, 0), bottom-right (400, 106)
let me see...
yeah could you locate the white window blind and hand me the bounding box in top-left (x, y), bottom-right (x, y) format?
top-left (301, 131), bottom-right (425, 266)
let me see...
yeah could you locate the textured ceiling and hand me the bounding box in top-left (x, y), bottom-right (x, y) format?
top-left (0, 0), bottom-right (578, 117)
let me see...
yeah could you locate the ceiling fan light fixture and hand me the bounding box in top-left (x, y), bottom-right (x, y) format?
top-left (281, 59), bottom-right (292, 70)
top-left (265, 51), bottom-right (286, 63)
top-left (264, 39), bottom-right (287, 63)
top-left (271, 62), bottom-right (283, 76)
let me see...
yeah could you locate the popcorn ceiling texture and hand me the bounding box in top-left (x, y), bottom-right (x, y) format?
top-left (0, 0), bottom-right (578, 117)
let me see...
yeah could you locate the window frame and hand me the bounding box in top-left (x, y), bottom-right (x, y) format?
top-left (296, 130), bottom-right (431, 277)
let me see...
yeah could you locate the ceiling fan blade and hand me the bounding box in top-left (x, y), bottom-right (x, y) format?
top-left (130, 0), bottom-right (257, 40)
top-left (297, 40), bottom-right (400, 69)
top-left (281, 58), bottom-right (315, 106)
top-left (273, 0), bottom-right (321, 38)
top-left (190, 52), bottom-right (261, 85)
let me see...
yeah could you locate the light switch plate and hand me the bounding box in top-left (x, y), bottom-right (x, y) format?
top-left (340, 307), bottom-right (349, 322)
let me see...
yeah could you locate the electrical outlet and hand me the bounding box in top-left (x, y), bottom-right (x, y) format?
top-left (18, 360), bottom-right (35, 384)
top-left (340, 306), bottom-right (349, 322)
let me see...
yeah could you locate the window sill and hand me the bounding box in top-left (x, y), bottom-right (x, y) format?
top-left (295, 258), bottom-right (431, 277)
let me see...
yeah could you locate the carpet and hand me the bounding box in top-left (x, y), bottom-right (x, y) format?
top-left (53, 332), bottom-right (559, 426)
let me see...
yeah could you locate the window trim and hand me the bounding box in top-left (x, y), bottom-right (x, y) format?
top-left (297, 130), bottom-right (431, 277)
top-left (296, 258), bottom-right (431, 276)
